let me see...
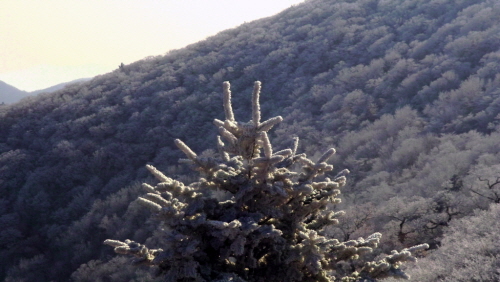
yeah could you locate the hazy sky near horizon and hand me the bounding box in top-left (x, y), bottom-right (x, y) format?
top-left (0, 0), bottom-right (305, 91)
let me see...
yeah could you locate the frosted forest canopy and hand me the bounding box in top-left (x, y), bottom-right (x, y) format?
top-left (1, 0), bottom-right (500, 280)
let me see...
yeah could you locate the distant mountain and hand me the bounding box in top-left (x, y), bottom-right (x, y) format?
top-left (30, 77), bottom-right (91, 96)
top-left (0, 78), bottom-right (91, 105)
top-left (0, 80), bottom-right (30, 104)
top-left (1, 0), bottom-right (500, 281)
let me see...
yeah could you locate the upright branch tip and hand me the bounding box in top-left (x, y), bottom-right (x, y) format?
top-left (258, 116), bottom-right (283, 132)
top-left (222, 81), bottom-right (235, 122)
top-left (318, 148), bottom-right (336, 164)
top-left (260, 131), bottom-right (272, 158)
top-left (145, 164), bottom-right (170, 182)
top-left (174, 139), bottom-right (197, 161)
top-left (252, 81), bottom-right (262, 126)
top-left (218, 126), bottom-right (238, 146)
top-left (292, 137), bottom-right (299, 156)
top-left (217, 135), bottom-right (230, 161)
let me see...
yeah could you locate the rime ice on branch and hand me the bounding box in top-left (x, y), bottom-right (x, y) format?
top-left (105, 81), bottom-right (428, 282)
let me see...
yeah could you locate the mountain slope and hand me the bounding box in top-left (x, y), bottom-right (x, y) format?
top-left (1, 0), bottom-right (500, 280)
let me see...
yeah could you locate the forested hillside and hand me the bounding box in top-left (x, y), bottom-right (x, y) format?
top-left (1, 0), bottom-right (500, 280)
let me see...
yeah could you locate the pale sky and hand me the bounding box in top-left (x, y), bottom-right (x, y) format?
top-left (0, 0), bottom-right (305, 91)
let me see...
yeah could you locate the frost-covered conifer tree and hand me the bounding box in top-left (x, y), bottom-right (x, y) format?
top-left (105, 81), bottom-right (428, 282)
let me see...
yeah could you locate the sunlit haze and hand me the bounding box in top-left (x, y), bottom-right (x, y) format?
top-left (0, 0), bottom-right (305, 91)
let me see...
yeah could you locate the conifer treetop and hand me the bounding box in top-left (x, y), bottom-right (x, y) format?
top-left (105, 81), bottom-right (428, 282)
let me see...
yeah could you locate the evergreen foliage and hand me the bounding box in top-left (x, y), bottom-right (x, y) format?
top-left (105, 82), bottom-right (428, 281)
